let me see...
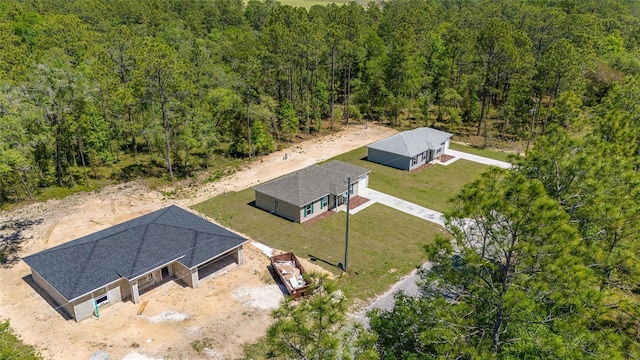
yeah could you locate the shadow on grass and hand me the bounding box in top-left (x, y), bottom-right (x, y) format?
top-left (308, 253), bottom-right (342, 271)
top-left (22, 274), bottom-right (73, 321)
top-left (112, 160), bottom-right (167, 181)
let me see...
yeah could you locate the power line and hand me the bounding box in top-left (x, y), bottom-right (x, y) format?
top-left (24, 147), bottom-right (451, 318)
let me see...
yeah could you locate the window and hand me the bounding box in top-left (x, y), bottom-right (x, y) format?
top-left (304, 203), bottom-right (314, 217)
top-left (412, 156), bottom-right (418, 165)
top-left (320, 196), bottom-right (328, 209)
top-left (94, 288), bottom-right (109, 307)
top-left (139, 273), bottom-right (153, 285)
top-left (349, 183), bottom-right (354, 194)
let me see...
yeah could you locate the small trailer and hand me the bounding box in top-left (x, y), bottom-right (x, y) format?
top-left (270, 252), bottom-right (309, 299)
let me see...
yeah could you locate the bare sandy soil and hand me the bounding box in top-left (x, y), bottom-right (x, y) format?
top-left (0, 124), bottom-right (396, 360)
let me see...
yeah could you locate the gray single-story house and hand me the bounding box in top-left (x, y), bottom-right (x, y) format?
top-left (23, 205), bottom-right (247, 322)
top-left (254, 160), bottom-right (371, 223)
top-left (367, 127), bottom-right (453, 171)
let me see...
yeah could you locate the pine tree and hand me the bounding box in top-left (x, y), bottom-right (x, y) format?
top-left (370, 170), bottom-right (603, 358)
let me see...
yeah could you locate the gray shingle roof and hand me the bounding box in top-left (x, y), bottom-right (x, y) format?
top-left (367, 127), bottom-right (452, 157)
top-left (253, 161), bottom-right (370, 207)
top-left (23, 206), bottom-right (247, 301)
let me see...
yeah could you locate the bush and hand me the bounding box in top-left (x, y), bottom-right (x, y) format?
top-left (0, 320), bottom-right (41, 359)
top-left (191, 338), bottom-right (213, 353)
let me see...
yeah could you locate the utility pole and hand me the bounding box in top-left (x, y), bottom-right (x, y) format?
top-left (343, 176), bottom-right (351, 272)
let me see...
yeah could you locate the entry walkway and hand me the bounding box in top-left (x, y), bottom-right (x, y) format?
top-left (348, 188), bottom-right (450, 323)
top-left (350, 149), bottom-right (512, 323)
top-left (349, 188), bottom-right (446, 227)
top-left (444, 149), bottom-right (512, 169)
top-left (349, 149), bottom-right (511, 223)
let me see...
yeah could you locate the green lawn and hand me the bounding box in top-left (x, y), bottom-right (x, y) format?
top-left (0, 321), bottom-right (41, 360)
top-left (277, 0), bottom-right (352, 7)
top-left (248, 0), bottom-right (364, 9)
top-left (193, 190), bottom-right (448, 302)
top-left (329, 146), bottom-right (490, 213)
top-left (448, 142), bottom-right (515, 163)
top-left (193, 143), bottom-right (505, 302)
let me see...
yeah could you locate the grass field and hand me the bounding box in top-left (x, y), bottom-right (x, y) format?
top-left (277, 0), bottom-right (349, 7)
top-left (329, 146), bottom-right (491, 213)
top-left (193, 144), bottom-right (505, 302)
top-left (449, 142), bottom-right (516, 163)
top-left (264, 0), bottom-right (360, 8)
top-left (194, 189), bottom-right (448, 302)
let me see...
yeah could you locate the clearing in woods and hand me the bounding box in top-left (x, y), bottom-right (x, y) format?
top-left (0, 124), bottom-right (395, 360)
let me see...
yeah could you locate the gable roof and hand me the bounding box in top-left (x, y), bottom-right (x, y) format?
top-left (367, 127), bottom-right (452, 157)
top-left (253, 160), bottom-right (370, 207)
top-left (23, 206), bottom-right (247, 301)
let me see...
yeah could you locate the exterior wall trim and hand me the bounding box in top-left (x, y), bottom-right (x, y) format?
top-left (67, 277), bottom-right (124, 303)
top-left (303, 192), bottom-right (332, 208)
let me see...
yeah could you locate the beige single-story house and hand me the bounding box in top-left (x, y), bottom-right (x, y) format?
top-left (23, 205), bottom-right (247, 322)
top-left (367, 127), bottom-right (452, 171)
top-left (253, 161), bottom-right (371, 223)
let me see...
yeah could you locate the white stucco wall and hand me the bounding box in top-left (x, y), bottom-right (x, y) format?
top-left (72, 281), bottom-right (123, 322)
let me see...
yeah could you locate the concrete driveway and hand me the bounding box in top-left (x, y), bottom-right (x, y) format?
top-left (444, 149), bottom-right (512, 169)
top-left (352, 188), bottom-right (446, 226)
top-left (351, 149), bottom-right (513, 324)
top-left (348, 189), bottom-right (444, 325)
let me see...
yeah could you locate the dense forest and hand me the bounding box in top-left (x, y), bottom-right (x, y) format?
top-left (1, 0), bottom-right (639, 205)
top-left (266, 81), bottom-right (640, 357)
top-left (1, 0), bottom-right (640, 358)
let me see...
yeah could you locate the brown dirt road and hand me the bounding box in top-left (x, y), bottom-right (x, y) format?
top-left (0, 124), bottom-right (396, 360)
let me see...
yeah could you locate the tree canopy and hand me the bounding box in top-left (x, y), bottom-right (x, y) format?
top-left (368, 74), bottom-right (640, 358)
top-left (2, 0), bottom-right (640, 357)
top-left (2, 0), bottom-right (639, 205)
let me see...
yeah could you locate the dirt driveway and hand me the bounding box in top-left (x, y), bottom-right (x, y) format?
top-left (0, 124), bottom-right (395, 360)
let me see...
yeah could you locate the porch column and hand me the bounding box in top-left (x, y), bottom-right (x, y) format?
top-left (131, 280), bottom-right (140, 304)
top-left (190, 269), bottom-right (199, 289)
top-left (237, 246), bottom-right (245, 265)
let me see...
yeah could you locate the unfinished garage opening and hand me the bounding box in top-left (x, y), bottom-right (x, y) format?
top-left (198, 253), bottom-right (238, 281)
top-left (23, 206), bottom-right (248, 322)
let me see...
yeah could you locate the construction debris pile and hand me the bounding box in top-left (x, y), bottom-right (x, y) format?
top-left (274, 261), bottom-right (306, 289)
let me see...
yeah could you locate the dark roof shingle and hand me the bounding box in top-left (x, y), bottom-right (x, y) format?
top-left (253, 161), bottom-right (370, 207)
top-left (23, 206), bottom-right (247, 301)
top-left (367, 127), bottom-right (452, 157)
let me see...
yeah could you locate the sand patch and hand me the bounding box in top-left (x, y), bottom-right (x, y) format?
top-left (0, 124), bottom-right (396, 359)
top-left (144, 310), bottom-right (190, 323)
top-left (232, 285), bottom-right (284, 310)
